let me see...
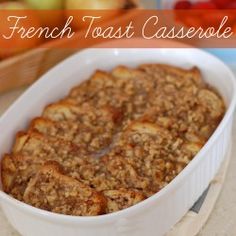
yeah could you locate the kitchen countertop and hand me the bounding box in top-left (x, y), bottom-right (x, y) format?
top-left (0, 66), bottom-right (235, 236)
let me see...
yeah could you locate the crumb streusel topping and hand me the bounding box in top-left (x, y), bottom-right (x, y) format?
top-left (1, 64), bottom-right (225, 216)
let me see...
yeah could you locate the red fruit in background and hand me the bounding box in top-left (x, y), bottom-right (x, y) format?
top-left (212, 0), bottom-right (232, 8)
top-left (201, 11), bottom-right (236, 28)
top-left (174, 0), bottom-right (192, 9)
top-left (191, 2), bottom-right (217, 9)
top-left (224, 1), bottom-right (236, 9)
top-left (233, 23), bottom-right (236, 34)
top-left (182, 16), bottom-right (203, 28)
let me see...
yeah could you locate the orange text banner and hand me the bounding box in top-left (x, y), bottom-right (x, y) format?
top-left (0, 9), bottom-right (236, 51)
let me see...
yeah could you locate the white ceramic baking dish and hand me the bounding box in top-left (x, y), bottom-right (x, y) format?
top-left (0, 39), bottom-right (235, 236)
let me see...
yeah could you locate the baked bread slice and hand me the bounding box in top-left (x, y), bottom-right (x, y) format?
top-left (23, 162), bottom-right (107, 216)
top-left (8, 131), bottom-right (117, 198)
top-left (69, 70), bottom-right (116, 101)
top-left (30, 115), bottom-right (118, 154)
top-left (101, 154), bottom-right (151, 193)
top-left (140, 87), bottom-right (224, 144)
top-left (12, 131), bottom-right (83, 158)
top-left (43, 102), bottom-right (122, 127)
top-left (111, 65), bottom-right (155, 92)
top-left (69, 68), bottom-right (151, 99)
top-left (13, 130), bottom-right (102, 168)
top-left (198, 89), bottom-right (225, 120)
top-left (103, 189), bottom-right (145, 213)
top-left (41, 102), bottom-right (123, 154)
top-left (139, 64), bottom-right (204, 87)
top-left (1, 154), bottom-right (16, 193)
top-left (137, 65), bottom-right (224, 144)
top-left (104, 122), bottom-right (173, 194)
top-left (66, 69), bottom-right (152, 120)
top-left (1, 154), bottom-right (42, 200)
top-left (2, 130), bottom-right (85, 200)
top-left (2, 150), bottom-right (105, 201)
top-left (65, 70), bottom-right (131, 108)
top-left (103, 122), bottom-right (200, 195)
top-left (12, 131), bottom-right (93, 180)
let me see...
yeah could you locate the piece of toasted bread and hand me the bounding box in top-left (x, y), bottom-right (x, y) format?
top-left (11, 131), bottom-right (109, 194)
top-left (111, 66), bottom-right (143, 80)
top-left (101, 154), bottom-right (151, 192)
top-left (127, 122), bottom-right (170, 136)
top-left (30, 117), bottom-right (55, 134)
top-left (13, 132), bottom-right (87, 168)
top-left (198, 89), bottom-right (225, 119)
top-left (12, 131), bottom-right (30, 154)
top-left (29, 117), bottom-right (113, 154)
top-left (111, 66), bottom-right (155, 94)
top-left (23, 162), bottom-right (107, 216)
top-left (114, 121), bottom-right (172, 150)
top-left (69, 70), bottom-right (114, 99)
top-left (103, 189), bottom-right (145, 213)
top-left (1, 154), bottom-right (42, 200)
top-left (65, 70), bottom-right (126, 107)
top-left (67, 69), bottom-right (148, 112)
top-left (12, 131), bottom-right (48, 155)
top-left (139, 64), bottom-right (204, 87)
top-left (43, 102), bottom-right (80, 121)
top-left (1, 154), bottom-right (17, 193)
top-left (43, 102), bottom-right (122, 124)
top-left (2, 148), bottom-right (103, 200)
top-left (102, 121), bottom-right (185, 194)
top-left (38, 103), bottom-right (123, 154)
top-left (67, 67), bottom-right (154, 119)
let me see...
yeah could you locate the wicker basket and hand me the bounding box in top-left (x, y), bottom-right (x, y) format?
top-left (0, 3), bottom-right (139, 95)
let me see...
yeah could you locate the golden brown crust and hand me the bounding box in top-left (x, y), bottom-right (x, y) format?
top-left (30, 117), bottom-right (55, 133)
top-left (103, 189), bottom-right (146, 213)
top-left (30, 117), bottom-right (108, 154)
top-left (13, 131), bottom-right (85, 156)
top-left (13, 132), bottom-right (29, 154)
top-left (66, 67), bottom-right (155, 123)
top-left (7, 132), bottom-right (115, 201)
top-left (43, 102), bottom-right (122, 130)
top-left (101, 121), bottom-right (202, 194)
top-left (69, 70), bottom-right (113, 99)
top-left (23, 162), bottom-right (107, 216)
top-left (1, 154), bottom-right (16, 193)
top-left (139, 64), bottom-right (204, 87)
top-left (198, 89), bottom-right (225, 119)
top-left (1, 64), bottom-right (225, 216)
top-left (34, 104), bottom-right (123, 154)
top-left (43, 102), bottom-right (82, 121)
top-left (1, 154), bottom-right (42, 200)
top-left (66, 70), bottom-right (129, 108)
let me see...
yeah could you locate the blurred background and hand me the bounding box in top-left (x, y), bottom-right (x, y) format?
top-left (0, 0), bottom-right (235, 61)
top-left (0, 0), bottom-right (235, 94)
top-left (144, 0), bottom-right (236, 65)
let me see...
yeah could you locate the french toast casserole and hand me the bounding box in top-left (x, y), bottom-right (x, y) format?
top-left (1, 64), bottom-right (225, 216)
